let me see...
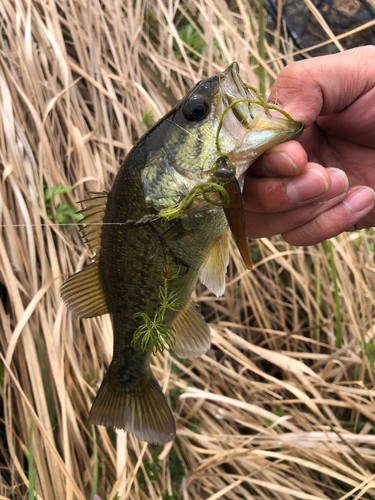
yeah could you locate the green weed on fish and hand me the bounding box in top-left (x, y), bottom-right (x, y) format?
top-left (216, 96), bottom-right (296, 154)
top-left (158, 181), bottom-right (230, 221)
top-left (131, 257), bottom-right (185, 355)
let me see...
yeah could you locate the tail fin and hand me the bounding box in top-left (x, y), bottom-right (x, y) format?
top-left (89, 369), bottom-right (176, 444)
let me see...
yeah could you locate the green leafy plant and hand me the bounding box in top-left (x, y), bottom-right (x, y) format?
top-left (140, 109), bottom-right (155, 130)
top-left (162, 494), bottom-right (178, 500)
top-left (44, 183), bottom-right (82, 225)
top-left (166, 446), bottom-right (185, 497)
top-left (187, 417), bottom-right (201, 434)
top-left (175, 23), bottom-right (206, 61)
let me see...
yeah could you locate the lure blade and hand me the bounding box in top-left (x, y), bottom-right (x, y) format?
top-left (223, 178), bottom-right (253, 270)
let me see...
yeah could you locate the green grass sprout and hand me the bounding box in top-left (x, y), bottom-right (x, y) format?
top-left (28, 417), bottom-right (35, 500)
top-left (316, 256), bottom-right (321, 352)
top-left (258, 0), bottom-right (266, 98)
top-left (91, 426), bottom-right (98, 500)
top-left (327, 240), bottom-right (342, 348)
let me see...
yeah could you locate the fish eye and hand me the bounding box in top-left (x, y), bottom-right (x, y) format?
top-left (183, 94), bottom-right (210, 121)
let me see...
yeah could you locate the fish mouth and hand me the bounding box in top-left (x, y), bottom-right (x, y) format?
top-left (218, 62), bottom-right (304, 176)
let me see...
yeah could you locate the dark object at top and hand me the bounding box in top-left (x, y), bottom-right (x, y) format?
top-left (265, 0), bottom-right (375, 58)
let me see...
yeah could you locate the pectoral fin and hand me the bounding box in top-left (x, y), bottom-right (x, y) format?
top-left (198, 232), bottom-right (229, 297)
top-left (223, 178), bottom-right (253, 270)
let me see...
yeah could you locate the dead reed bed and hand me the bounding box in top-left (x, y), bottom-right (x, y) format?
top-left (1, 0), bottom-right (375, 499)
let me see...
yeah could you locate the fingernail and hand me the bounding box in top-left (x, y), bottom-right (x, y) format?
top-left (344, 187), bottom-right (375, 213)
top-left (318, 168), bottom-right (348, 203)
top-left (286, 168), bottom-right (328, 202)
top-left (263, 152), bottom-right (298, 176)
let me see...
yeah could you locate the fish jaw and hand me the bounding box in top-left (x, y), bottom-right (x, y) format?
top-left (215, 62), bottom-right (304, 179)
top-left (228, 115), bottom-right (304, 179)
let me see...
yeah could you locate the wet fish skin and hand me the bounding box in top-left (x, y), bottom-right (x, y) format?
top-left (91, 153), bottom-right (226, 444)
top-left (61, 63), bottom-right (303, 444)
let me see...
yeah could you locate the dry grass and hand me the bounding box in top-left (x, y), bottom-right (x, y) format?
top-left (1, 0), bottom-right (375, 499)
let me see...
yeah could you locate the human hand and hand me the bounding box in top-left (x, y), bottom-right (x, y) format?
top-left (243, 46), bottom-right (375, 245)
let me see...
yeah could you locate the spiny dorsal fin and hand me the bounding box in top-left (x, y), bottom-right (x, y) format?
top-left (198, 231), bottom-right (229, 297)
top-left (171, 301), bottom-right (211, 358)
top-left (61, 192), bottom-right (109, 318)
top-left (89, 368), bottom-right (176, 445)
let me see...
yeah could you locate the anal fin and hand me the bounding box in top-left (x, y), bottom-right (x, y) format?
top-left (171, 301), bottom-right (211, 358)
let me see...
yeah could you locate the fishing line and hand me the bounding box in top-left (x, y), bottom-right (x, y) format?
top-left (0, 120), bottom-right (215, 231)
top-left (1, 92), bottom-right (296, 230)
top-left (164, 119), bottom-right (206, 143)
top-left (0, 119), bottom-right (226, 230)
top-left (0, 222), bottom-right (139, 228)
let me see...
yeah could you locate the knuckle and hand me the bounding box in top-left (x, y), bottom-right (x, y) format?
top-left (270, 61), bottom-right (323, 109)
top-left (357, 45), bottom-right (375, 60)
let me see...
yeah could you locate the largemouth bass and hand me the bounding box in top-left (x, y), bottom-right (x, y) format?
top-left (61, 63), bottom-right (303, 444)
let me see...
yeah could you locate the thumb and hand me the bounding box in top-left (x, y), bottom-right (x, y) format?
top-left (268, 46), bottom-right (375, 127)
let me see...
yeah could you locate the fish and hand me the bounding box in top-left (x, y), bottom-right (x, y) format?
top-left (61, 62), bottom-right (303, 444)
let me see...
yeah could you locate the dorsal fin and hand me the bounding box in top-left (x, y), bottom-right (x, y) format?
top-left (198, 232), bottom-right (229, 297)
top-left (61, 192), bottom-right (109, 318)
top-left (171, 301), bottom-right (211, 358)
